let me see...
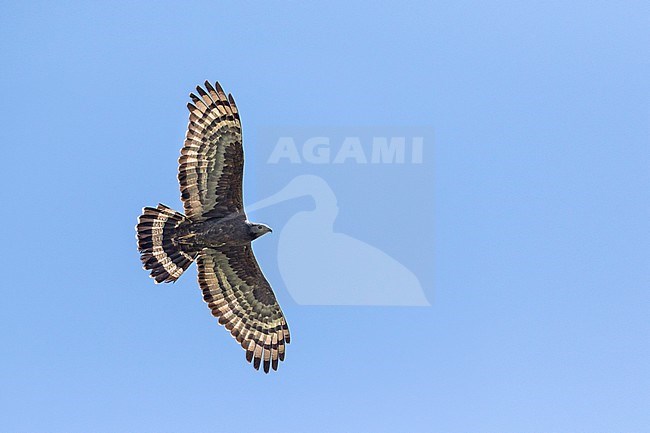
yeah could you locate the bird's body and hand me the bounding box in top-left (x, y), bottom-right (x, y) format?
top-left (174, 216), bottom-right (269, 250)
top-left (135, 81), bottom-right (289, 373)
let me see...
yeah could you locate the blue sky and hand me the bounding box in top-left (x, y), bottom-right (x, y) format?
top-left (1, 1), bottom-right (648, 432)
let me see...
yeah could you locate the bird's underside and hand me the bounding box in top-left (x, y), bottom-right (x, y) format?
top-left (135, 81), bottom-right (290, 373)
top-left (173, 214), bottom-right (251, 251)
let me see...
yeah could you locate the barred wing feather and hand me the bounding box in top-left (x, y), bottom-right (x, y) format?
top-left (197, 247), bottom-right (291, 373)
top-left (179, 81), bottom-right (244, 221)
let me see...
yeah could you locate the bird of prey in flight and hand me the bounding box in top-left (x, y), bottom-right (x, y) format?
top-left (135, 81), bottom-right (290, 373)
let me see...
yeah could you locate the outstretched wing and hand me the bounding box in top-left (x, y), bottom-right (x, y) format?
top-left (178, 81), bottom-right (244, 221)
top-left (197, 246), bottom-right (291, 373)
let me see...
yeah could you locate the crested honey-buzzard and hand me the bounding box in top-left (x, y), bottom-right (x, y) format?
top-left (135, 81), bottom-right (290, 373)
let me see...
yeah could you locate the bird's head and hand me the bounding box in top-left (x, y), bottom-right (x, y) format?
top-left (249, 223), bottom-right (273, 240)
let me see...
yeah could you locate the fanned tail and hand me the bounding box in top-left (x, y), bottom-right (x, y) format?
top-left (136, 204), bottom-right (195, 283)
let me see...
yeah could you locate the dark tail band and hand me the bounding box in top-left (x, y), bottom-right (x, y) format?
top-left (136, 204), bottom-right (195, 284)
